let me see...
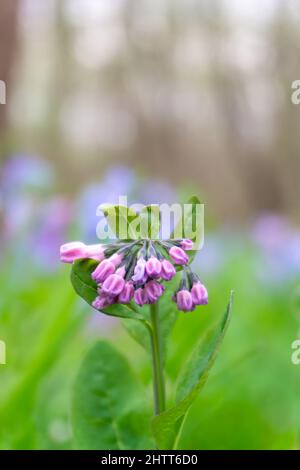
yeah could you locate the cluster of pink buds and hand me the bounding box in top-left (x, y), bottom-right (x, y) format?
top-left (60, 238), bottom-right (208, 313)
top-left (173, 269), bottom-right (208, 312)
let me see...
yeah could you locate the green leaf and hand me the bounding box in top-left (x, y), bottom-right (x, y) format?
top-left (70, 259), bottom-right (144, 320)
top-left (72, 341), bottom-right (153, 449)
top-left (170, 196), bottom-right (203, 266)
top-left (152, 292), bottom-right (233, 450)
top-left (99, 204), bottom-right (139, 239)
top-left (122, 277), bottom-right (179, 361)
top-left (138, 205), bottom-right (161, 239)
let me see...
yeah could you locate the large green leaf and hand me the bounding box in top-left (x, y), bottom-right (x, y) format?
top-left (70, 259), bottom-right (144, 320)
top-left (138, 205), bottom-right (161, 239)
top-left (170, 196), bottom-right (203, 266)
top-left (72, 341), bottom-right (153, 449)
top-left (152, 292), bottom-right (233, 450)
top-left (98, 204), bottom-right (139, 239)
top-left (122, 277), bottom-right (179, 362)
top-left (99, 203), bottom-right (162, 241)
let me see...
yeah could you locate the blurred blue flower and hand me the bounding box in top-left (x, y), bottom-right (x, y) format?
top-left (0, 153), bottom-right (53, 197)
top-left (139, 178), bottom-right (177, 205)
top-left (31, 197), bottom-right (73, 272)
top-left (252, 212), bottom-right (300, 284)
top-left (76, 166), bottom-right (136, 242)
top-left (1, 154), bottom-right (54, 240)
top-left (193, 233), bottom-right (226, 277)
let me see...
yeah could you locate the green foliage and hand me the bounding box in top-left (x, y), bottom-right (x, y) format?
top-left (152, 292), bottom-right (233, 449)
top-left (1, 228), bottom-right (299, 450)
top-left (98, 203), bottom-right (161, 240)
top-left (98, 198), bottom-right (199, 243)
top-left (138, 205), bottom-right (161, 239)
top-left (72, 341), bottom-right (153, 449)
top-left (122, 277), bottom-right (179, 362)
top-left (171, 196), bottom-right (202, 266)
top-left (99, 204), bottom-right (138, 239)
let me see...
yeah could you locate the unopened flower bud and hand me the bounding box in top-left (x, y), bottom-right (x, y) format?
top-left (176, 289), bottom-right (194, 312)
top-left (102, 273), bottom-right (125, 295)
top-left (132, 257), bottom-right (146, 282)
top-left (134, 288), bottom-right (148, 306)
top-left (169, 246), bottom-right (189, 265)
top-left (145, 257), bottom-right (162, 278)
top-left (91, 259), bottom-right (115, 283)
top-left (191, 282), bottom-right (208, 305)
top-left (60, 241), bottom-right (87, 263)
top-left (161, 259), bottom-right (176, 281)
top-left (92, 295), bottom-right (115, 310)
top-left (118, 282), bottom-right (134, 304)
top-left (180, 239), bottom-right (193, 250)
top-left (110, 252), bottom-right (123, 267)
top-left (144, 280), bottom-right (164, 303)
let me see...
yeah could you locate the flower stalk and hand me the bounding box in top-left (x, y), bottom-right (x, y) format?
top-left (149, 302), bottom-right (166, 415)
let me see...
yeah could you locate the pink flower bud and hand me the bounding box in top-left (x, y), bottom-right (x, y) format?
top-left (60, 241), bottom-right (87, 263)
top-left (102, 273), bottom-right (125, 295)
top-left (169, 246), bottom-right (189, 265)
top-left (180, 239), bottom-right (193, 250)
top-left (145, 257), bottom-right (162, 278)
top-left (144, 280), bottom-right (164, 303)
top-left (191, 282), bottom-right (208, 305)
top-left (132, 257), bottom-right (146, 282)
top-left (161, 259), bottom-right (176, 281)
top-left (116, 266), bottom-right (126, 278)
top-left (176, 289), bottom-right (194, 312)
top-left (110, 252), bottom-right (123, 267)
top-left (91, 259), bottom-right (115, 283)
top-left (83, 244), bottom-right (105, 261)
top-left (92, 295), bottom-right (115, 310)
top-left (118, 282), bottom-right (134, 304)
top-left (134, 288), bottom-right (148, 306)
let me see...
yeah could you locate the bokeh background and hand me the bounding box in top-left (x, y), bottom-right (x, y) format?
top-left (0, 0), bottom-right (300, 450)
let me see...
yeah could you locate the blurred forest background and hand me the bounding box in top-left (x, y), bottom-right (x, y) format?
top-left (0, 0), bottom-right (300, 451)
top-left (1, 0), bottom-right (300, 222)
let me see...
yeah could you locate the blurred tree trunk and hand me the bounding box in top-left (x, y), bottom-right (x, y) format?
top-left (0, 0), bottom-right (20, 135)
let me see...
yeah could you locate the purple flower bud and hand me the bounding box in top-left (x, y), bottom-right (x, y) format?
top-left (102, 273), bottom-right (125, 295)
top-left (60, 241), bottom-right (105, 264)
top-left (132, 257), bottom-right (146, 282)
top-left (118, 282), bottom-right (134, 304)
top-left (92, 295), bottom-right (115, 310)
top-left (161, 259), bottom-right (176, 280)
top-left (191, 282), bottom-right (208, 305)
top-left (144, 280), bottom-right (165, 303)
top-left (91, 259), bottom-right (115, 283)
top-left (176, 289), bottom-right (194, 312)
top-left (146, 257), bottom-right (162, 278)
top-left (180, 239), bottom-right (193, 250)
top-left (134, 272), bottom-right (149, 286)
top-left (60, 241), bottom-right (87, 263)
top-left (134, 288), bottom-right (148, 306)
top-left (84, 244), bottom-right (105, 261)
top-left (110, 252), bottom-right (123, 267)
top-left (116, 266), bottom-right (126, 278)
top-left (169, 246), bottom-right (189, 265)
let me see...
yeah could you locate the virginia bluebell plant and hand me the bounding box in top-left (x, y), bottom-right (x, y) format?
top-left (60, 198), bottom-right (232, 450)
top-left (60, 238), bottom-right (208, 312)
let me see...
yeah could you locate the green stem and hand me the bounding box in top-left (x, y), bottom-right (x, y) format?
top-left (149, 302), bottom-right (166, 415)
